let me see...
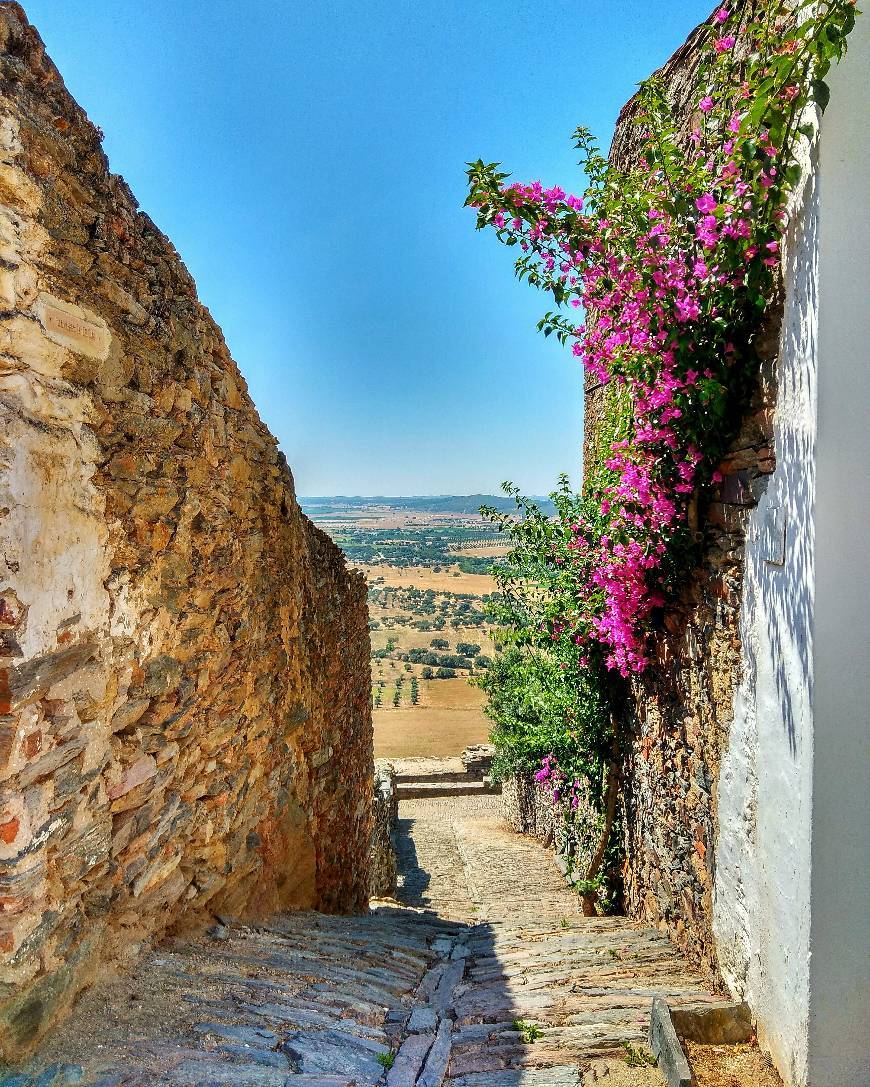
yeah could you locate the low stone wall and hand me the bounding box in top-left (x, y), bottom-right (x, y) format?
top-left (0, 6), bottom-right (372, 1059)
top-left (370, 761), bottom-right (398, 898)
top-left (502, 770), bottom-right (553, 842)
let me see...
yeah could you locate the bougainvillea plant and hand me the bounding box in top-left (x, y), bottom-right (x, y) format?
top-left (471, 0), bottom-right (857, 677)
top-left (469, 0), bottom-right (858, 883)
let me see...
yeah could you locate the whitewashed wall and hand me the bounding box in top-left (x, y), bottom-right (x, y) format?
top-left (807, 7), bottom-right (870, 1082)
top-left (713, 13), bottom-right (870, 1087)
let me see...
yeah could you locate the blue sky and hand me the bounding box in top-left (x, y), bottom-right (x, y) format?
top-left (26, 1), bottom-right (713, 496)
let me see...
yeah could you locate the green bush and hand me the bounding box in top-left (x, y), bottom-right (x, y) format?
top-left (478, 645), bottom-right (610, 795)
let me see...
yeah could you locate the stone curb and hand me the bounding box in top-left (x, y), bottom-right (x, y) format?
top-left (649, 997), bottom-right (692, 1087)
top-left (650, 998), bottom-right (755, 1086)
top-left (669, 1000), bottom-right (753, 1045)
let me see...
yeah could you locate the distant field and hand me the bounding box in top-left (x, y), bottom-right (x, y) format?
top-left (364, 562), bottom-right (496, 759)
top-left (373, 706), bottom-right (491, 758)
top-left (374, 677), bottom-right (490, 759)
top-left (447, 542), bottom-right (512, 558)
top-left (305, 498), bottom-right (508, 759)
top-left (361, 563), bottom-right (498, 595)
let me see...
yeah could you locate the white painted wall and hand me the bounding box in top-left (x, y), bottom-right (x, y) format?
top-left (713, 14), bottom-right (870, 1086)
top-left (713, 130), bottom-right (818, 1087)
top-left (807, 9), bottom-right (870, 1083)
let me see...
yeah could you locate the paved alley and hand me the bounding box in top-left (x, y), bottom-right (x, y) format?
top-left (1, 797), bottom-right (717, 1087)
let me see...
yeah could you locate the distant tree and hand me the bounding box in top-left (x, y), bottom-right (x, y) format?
top-left (435, 667), bottom-right (456, 679)
top-left (438, 654), bottom-right (468, 669)
top-left (404, 662), bottom-right (412, 672)
top-left (392, 689), bottom-right (400, 707)
top-left (374, 690), bottom-right (382, 708)
top-left (422, 667), bottom-right (433, 680)
top-left (456, 642), bottom-right (481, 658)
top-left (475, 654), bottom-right (492, 669)
top-left (410, 677), bottom-right (419, 705)
top-left (430, 638), bottom-right (449, 649)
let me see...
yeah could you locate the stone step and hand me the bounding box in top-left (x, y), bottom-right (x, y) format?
top-left (396, 780), bottom-right (500, 800)
top-left (395, 770), bottom-right (477, 784)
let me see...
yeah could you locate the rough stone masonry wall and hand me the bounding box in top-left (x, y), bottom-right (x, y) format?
top-left (583, 19), bottom-right (778, 980)
top-left (0, 3), bottom-right (372, 1059)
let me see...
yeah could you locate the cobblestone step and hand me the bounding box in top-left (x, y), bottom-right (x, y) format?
top-left (393, 757), bottom-right (470, 784)
top-left (396, 781), bottom-right (499, 801)
top-left (395, 770), bottom-right (475, 784)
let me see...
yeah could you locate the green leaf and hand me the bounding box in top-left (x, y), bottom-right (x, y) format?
top-left (812, 79), bottom-right (831, 112)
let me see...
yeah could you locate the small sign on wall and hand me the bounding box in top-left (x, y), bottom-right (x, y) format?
top-left (34, 293), bottom-right (111, 361)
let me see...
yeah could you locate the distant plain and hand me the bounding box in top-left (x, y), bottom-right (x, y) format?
top-left (302, 496), bottom-right (511, 758)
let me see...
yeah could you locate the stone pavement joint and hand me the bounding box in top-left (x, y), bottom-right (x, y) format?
top-left (1, 795), bottom-right (716, 1086)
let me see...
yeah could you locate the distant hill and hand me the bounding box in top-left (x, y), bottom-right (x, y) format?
top-left (300, 494), bottom-right (556, 516)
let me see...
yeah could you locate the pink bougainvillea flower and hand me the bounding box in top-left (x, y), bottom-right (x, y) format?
top-left (714, 35), bottom-right (736, 52)
top-left (695, 193), bottom-right (717, 213)
top-left (714, 7), bottom-right (729, 22)
top-left (699, 96), bottom-right (715, 112)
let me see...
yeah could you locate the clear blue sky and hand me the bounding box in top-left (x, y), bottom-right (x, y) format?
top-left (26, 1), bottom-right (712, 496)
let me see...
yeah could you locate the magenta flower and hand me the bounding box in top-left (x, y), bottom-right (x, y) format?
top-left (699, 96), bottom-right (715, 113)
top-left (714, 7), bottom-right (729, 22)
top-left (695, 193), bottom-right (717, 213)
top-left (714, 35), bottom-right (736, 52)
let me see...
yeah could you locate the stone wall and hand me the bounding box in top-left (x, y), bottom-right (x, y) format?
top-left (370, 761), bottom-right (398, 898)
top-left (502, 770), bottom-right (553, 843)
top-left (584, 20), bottom-right (777, 979)
top-left (0, 3), bottom-right (372, 1059)
top-left (592, 14), bottom-right (870, 1085)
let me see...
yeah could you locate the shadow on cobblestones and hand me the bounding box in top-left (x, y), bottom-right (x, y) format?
top-left (395, 816), bottom-right (432, 907)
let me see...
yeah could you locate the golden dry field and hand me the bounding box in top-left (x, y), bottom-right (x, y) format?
top-left (364, 565), bottom-right (496, 758)
top-left (300, 498), bottom-right (528, 760)
top-left (358, 562), bottom-right (498, 594)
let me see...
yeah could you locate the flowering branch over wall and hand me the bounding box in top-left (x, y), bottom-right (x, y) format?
top-left (470, 0), bottom-right (857, 677)
top-left (470, 0), bottom-right (858, 896)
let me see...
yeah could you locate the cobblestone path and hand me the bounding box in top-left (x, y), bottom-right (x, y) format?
top-left (2, 796), bottom-right (717, 1087)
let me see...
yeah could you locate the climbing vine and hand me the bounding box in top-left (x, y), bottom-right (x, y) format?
top-left (469, 0), bottom-right (858, 900)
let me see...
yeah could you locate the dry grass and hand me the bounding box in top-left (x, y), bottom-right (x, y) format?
top-left (360, 563), bottom-right (498, 594)
top-left (374, 706), bottom-right (491, 759)
top-left (684, 1042), bottom-right (783, 1087)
